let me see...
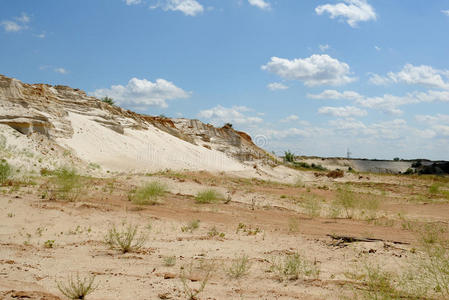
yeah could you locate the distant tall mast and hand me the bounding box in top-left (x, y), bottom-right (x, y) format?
top-left (347, 148), bottom-right (352, 159)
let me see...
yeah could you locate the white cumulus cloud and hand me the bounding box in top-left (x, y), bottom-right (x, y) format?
top-left (1, 13), bottom-right (30, 32)
top-left (307, 89), bottom-right (362, 100)
top-left (54, 68), bottom-right (68, 74)
top-left (442, 10), bottom-right (449, 16)
top-left (248, 0), bottom-right (271, 10)
top-left (198, 105), bottom-right (263, 126)
top-left (158, 0), bottom-right (204, 16)
top-left (124, 0), bottom-right (142, 5)
top-left (318, 106), bottom-right (367, 117)
top-left (91, 77), bottom-right (191, 108)
top-left (370, 64), bottom-right (449, 89)
top-left (315, 0), bottom-right (376, 27)
top-left (267, 82), bottom-right (288, 91)
top-left (280, 115), bottom-right (299, 123)
top-left (262, 54), bottom-right (356, 86)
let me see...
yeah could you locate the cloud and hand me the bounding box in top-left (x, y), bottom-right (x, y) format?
top-left (315, 0), bottom-right (376, 27)
top-left (307, 89), bottom-right (362, 100)
top-left (370, 64), bottom-right (449, 89)
top-left (198, 105), bottom-right (263, 125)
top-left (280, 115), bottom-right (299, 123)
top-left (54, 68), bottom-right (68, 74)
top-left (124, 0), bottom-right (142, 5)
top-left (155, 0), bottom-right (204, 16)
top-left (318, 106), bottom-right (367, 117)
top-left (267, 82), bottom-right (288, 91)
top-left (374, 45), bottom-right (381, 51)
top-left (416, 114), bottom-right (449, 125)
top-left (369, 73), bottom-right (390, 85)
top-left (35, 32), bottom-right (46, 39)
top-left (309, 89), bottom-right (449, 115)
top-left (442, 10), bottom-right (449, 16)
top-left (1, 13), bottom-right (30, 32)
top-left (329, 118), bottom-right (366, 130)
top-left (319, 44), bottom-right (330, 52)
top-left (262, 54), bottom-right (356, 86)
top-left (248, 0), bottom-right (271, 10)
top-left (91, 77), bottom-right (190, 108)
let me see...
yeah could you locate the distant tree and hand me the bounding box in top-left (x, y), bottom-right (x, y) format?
top-left (284, 150), bottom-right (295, 163)
top-left (159, 114), bottom-right (167, 118)
top-left (393, 157), bottom-right (400, 161)
top-left (101, 96), bottom-right (114, 105)
top-left (224, 123), bottom-right (233, 128)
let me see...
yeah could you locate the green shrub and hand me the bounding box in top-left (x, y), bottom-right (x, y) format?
top-left (105, 223), bottom-right (146, 253)
top-left (130, 182), bottom-right (166, 205)
top-left (270, 253), bottom-right (319, 281)
top-left (0, 160), bottom-right (11, 185)
top-left (163, 255), bottom-right (177, 267)
top-left (181, 219), bottom-right (200, 233)
top-left (284, 150), bottom-right (295, 163)
top-left (51, 167), bottom-right (83, 201)
top-left (195, 189), bottom-right (224, 204)
top-left (56, 274), bottom-right (98, 299)
top-left (101, 96), bottom-right (114, 105)
top-left (227, 254), bottom-right (251, 279)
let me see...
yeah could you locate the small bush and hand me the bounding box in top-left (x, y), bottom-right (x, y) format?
top-left (284, 151), bottom-right (295, 163)
top-left (195, 189), bottom-right (224, 204)
top-left (56, 274), bottom-right (98, 299)
top-left (44, 240), bottom-right (55, 248)
top-left (101, 96), bottom-right (114, 105)
top-left (227, 254), bottom-right (251, 279)
top-left (326, 169), bottom-right (344, 179)
top-left (105, 223), bottom-right (146, 253)
top-left (207, 226), bottom-right (225, 238)
top-left (181, 219), bottom-right (200, 233)
top-left (163, 256), bottom-right (177, 267)
top-left (51, 167), bottom-right (83, 201)
top-left (180, 260), bottom-right (212, 300)
top-left (0, 160), bottom-right (11, 185)
top-left (130, 182), bottom-right (166, 205)
top-left (270, 253), bottom-right (319, 281)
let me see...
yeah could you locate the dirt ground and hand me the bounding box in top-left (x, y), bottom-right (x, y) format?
top-left (1, 169), bottom-right (448, 299)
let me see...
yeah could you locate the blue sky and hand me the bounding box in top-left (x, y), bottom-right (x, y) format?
top-left (1, 0), bottom-right (449, 160)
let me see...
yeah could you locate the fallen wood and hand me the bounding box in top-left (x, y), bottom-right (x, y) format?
top-left (327, 234), bottom-right (410, 245)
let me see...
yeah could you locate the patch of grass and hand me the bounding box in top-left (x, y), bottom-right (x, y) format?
top-left (105, 223), bottom-right (146, 253)
top-left (207, 226), bottom-right (225, 238)
top-left (270, 253), bottom-right (319, 281)
top-left (0, 159), bottom-right (11, 185)
top-left (181, 219), bottom-right (200, 233)
top-left (226, 254), bottom-right (251, 279)
top-left (56, 274), bottom-right (98, 299)
top-left (287, 217), bottom-right (300, 233)
top-left (195, 189), bottom-right (224, 204)
top-left (180, 260), bottom-right (212, 300)
top-left (129, 181), bottom-right (166, 205)
top-left (51, 167), bottom-right (83, 201)
top-left (357, 264), bottom-right (401, 300)
top-left (163, 255), bottom-right (176, 267)
top-left (44, 240), bottom-right (55, 248)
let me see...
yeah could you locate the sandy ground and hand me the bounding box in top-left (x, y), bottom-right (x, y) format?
top-left (1, 169), bottom-right (448, 300)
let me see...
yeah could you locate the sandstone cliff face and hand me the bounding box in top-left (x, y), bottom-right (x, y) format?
top-left (0, 74), bottom-right (267, 168)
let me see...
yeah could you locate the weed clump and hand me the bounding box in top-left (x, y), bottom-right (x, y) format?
top-left (105, 223), bottom-right (146, 253)
top-left (129, 182), bottom-right (166, 205)
top-left (226, 254), bottom-right (251, 279)
top-left (181, 220), bottom-right (200, 233)
top-left (270, 253), bottom-right (319, 281)
top-left (195, 189), bottom-right (224, 204)
top-left (0, 160), bottom-right (11, 185)
top-left (56, 274), bottom-right (98, 299)
top-left (50, 167), bottom-right (83, 201)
